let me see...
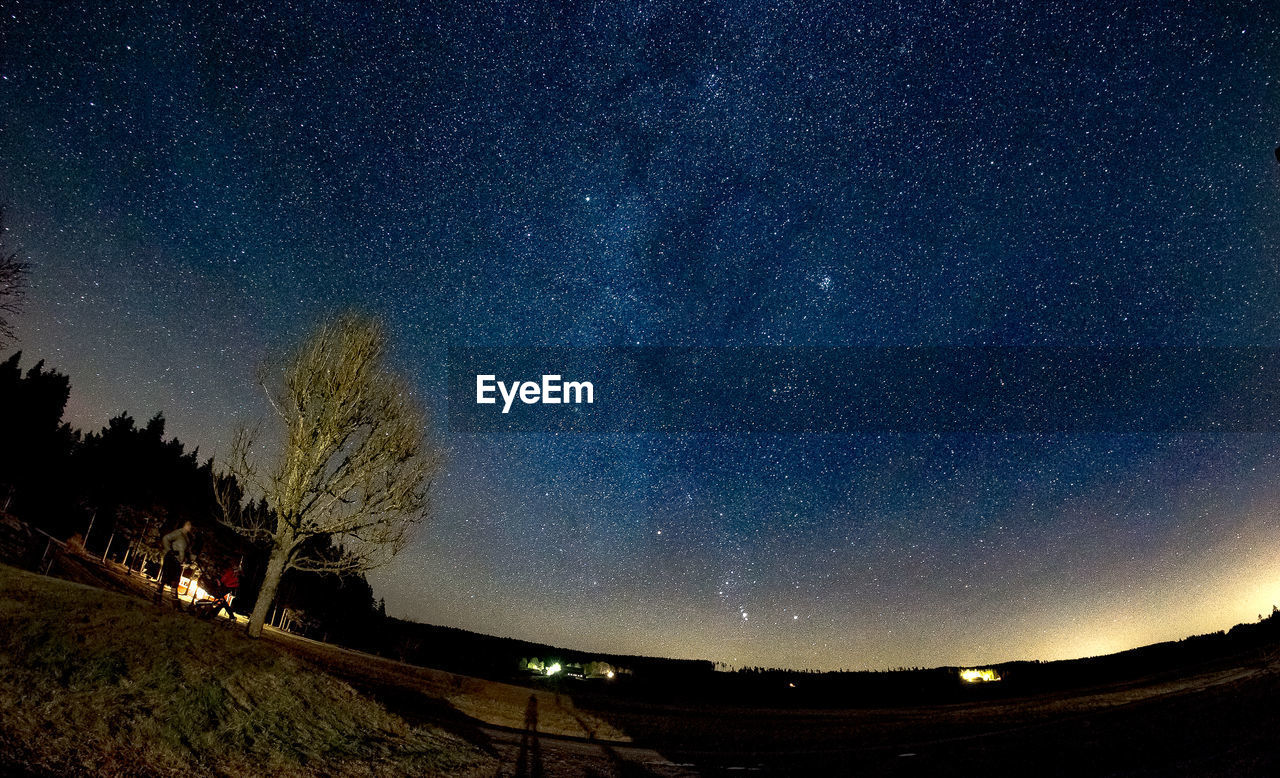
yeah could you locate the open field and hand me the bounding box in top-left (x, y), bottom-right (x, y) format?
top-left (7, 554), bottom-right (1280, 776)
top-left (570, 657), bottom-right (1280, 775)
top-left (273, 619), bottom-right (1280, 777)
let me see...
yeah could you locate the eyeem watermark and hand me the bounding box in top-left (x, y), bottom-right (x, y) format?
top-left (476, 374), bottom-right (595, 414)
top-left (450, 347), bottom-right (1280, 433)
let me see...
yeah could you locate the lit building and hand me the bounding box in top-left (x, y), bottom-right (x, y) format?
top-left (959, 667), bottom-right (1002, 683)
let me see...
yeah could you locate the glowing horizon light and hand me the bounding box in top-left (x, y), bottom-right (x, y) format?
top-left (959, 667), bottom-right (1001, 683)
top-left (606, 670), bottom-right (614, 678)
top-left (546, 662), bottom-right (562, 676)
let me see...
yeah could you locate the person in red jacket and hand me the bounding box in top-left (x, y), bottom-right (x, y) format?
top-left (209, 562), bottom-right (241, 619)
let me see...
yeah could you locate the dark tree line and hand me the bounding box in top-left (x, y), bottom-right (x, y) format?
top-left (0, 350), bottom-right (385, 646)
top-left (0, 207), bottom-right (28, 346)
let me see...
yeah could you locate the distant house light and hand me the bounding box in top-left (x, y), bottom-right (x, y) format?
top-left (959, 667), bottom-right (1001, 683)
top-left (546, 663), bottom-right (562, 676)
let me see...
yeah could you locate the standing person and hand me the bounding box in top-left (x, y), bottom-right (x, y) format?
top-left (155, 520), bottom-right (195, 608)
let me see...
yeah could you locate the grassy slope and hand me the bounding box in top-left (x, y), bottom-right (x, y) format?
top-left (0, 565), bottom-right (496, 777)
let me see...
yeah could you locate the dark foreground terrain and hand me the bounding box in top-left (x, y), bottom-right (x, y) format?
top-left (5, 555), bottom-right (1279, 777)
top-left (0, 564), bottom-right (495, 777)
top-left (281, 623), bottom-right (1280, 777)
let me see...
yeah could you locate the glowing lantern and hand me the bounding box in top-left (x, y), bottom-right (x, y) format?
top-left (178, 575), bottom-right (211, 604)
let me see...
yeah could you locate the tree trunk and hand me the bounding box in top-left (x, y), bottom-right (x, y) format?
top-left (248, 545), bottom-right (289, 638)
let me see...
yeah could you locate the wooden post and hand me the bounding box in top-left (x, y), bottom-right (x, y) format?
top-left (84, 510), bottom-right (97, 550)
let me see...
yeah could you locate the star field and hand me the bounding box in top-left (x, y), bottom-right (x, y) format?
top-left (2, 0), bottom-right (1280, 669)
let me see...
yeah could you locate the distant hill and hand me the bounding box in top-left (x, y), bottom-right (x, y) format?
top-left (359, 607), bottom-right (1280, 708)
top-left (364, 615), bottom-right (715, 684)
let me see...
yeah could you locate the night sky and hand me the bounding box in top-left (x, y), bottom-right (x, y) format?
top-left (4, 0), bottom-right (1280, 670)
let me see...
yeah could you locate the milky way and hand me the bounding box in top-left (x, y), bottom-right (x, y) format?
top-left (3, 1), bottom-right (1280, 669)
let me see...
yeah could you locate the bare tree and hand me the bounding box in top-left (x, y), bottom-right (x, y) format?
top-left (0, 207), bottom-right (30, 345)
top-left (216, 313), bottom-right (441, 637)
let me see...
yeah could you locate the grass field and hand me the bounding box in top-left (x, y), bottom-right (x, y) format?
top-left (263, 605), bottom-right (1280, 776)
top-left (0, 565), bottom-right (496, 777)
top-left (563, 646), bottom-right (1280, 775)
top-left (8, 554), bottom-right (1280, 776)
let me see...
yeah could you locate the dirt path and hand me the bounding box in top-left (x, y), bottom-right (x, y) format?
top-left (481, 694), bottom-right (698, 778)
top-left (265, 629), bottom-right (698, 777)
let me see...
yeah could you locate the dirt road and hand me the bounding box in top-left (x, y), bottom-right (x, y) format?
top-left (266, 628), bottom-right (698, 777)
